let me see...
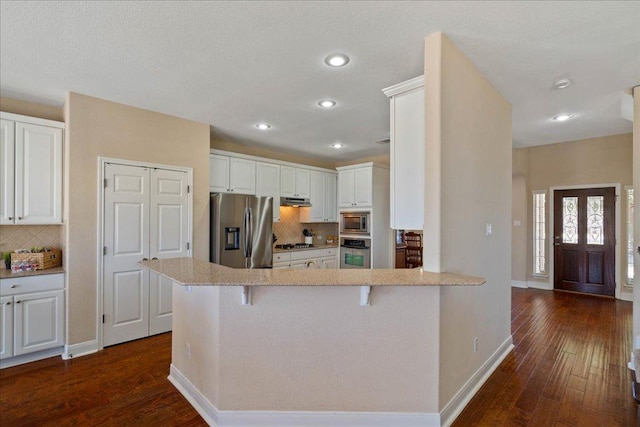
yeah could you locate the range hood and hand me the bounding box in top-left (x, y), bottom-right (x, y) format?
top-left (280, 196), bottom-right (311, 207)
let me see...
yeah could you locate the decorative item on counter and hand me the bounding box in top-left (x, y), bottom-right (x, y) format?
top-left (10, 247), bottom-right (62, 272)
top-left (3, 252), bottom-right (11, 270)
top-left (326, 235), bottom-right (334, 244)
top-left (303, 228), bottom-right (313, 245)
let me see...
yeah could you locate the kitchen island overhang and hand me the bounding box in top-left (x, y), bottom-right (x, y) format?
top-left (139, 258), bottom-right (486, 426)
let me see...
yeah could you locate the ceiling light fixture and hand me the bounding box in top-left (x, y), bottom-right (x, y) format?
top-left (552, 78), bottom-right (572, 89)
top-left (324, 53), bottom-right (350, 67)
top-left (255, 123), bottom-right (271, 130)
top-left (552, 114), bottom-right (574, 122)
top-left (318, 100), bottom-right (336, 108)
top-left (330, 143), bottom-right (344, 149)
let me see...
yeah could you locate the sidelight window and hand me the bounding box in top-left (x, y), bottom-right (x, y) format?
top-left (627, 187), bottom-right (634, 285)
top-left (533, 190), bottom-right (546, 275)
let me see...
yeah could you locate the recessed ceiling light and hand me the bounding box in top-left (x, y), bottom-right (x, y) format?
top-left (330, 143), bottom-right (344, 149)
top-left (324, 53), bottom-right (350, 67)
top-left (318, 100), bottom-right (336, 108)
top-left (552, 78), bottom-right (572, 89)
top-left (552, 114), bottom-right (574, 122)
top-left (255, 123), bottom-right (271, 130)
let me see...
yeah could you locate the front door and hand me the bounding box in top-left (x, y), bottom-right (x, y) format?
top-left (554, 187), bottom-right (615, 296)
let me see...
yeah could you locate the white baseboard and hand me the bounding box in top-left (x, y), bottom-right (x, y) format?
top-left (439, 335), bottom-right (514, 427)
top-left (169, 364), bottom-right (440, 427)
top-left (0, 346), bottom-right (63, 369)
top-left (527, 280), bottom-right (552, 291)
top-left (61, 339), bottom-right (99, 360)
top-left (619, 291), bottom-right (633, 302)
top-left (511, 280), bottom-right (527, 288)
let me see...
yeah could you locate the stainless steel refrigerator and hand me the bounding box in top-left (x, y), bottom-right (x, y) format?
top-left (210, 193), bottom-right (273, 268)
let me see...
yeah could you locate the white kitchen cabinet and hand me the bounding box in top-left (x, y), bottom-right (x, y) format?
top-left (273, 248), bottom-right (337, 269)
top-left (0, 295), bottom-right (13, 359)
top-left (209, 154), bottom-right (256, 194)
top-left (300, 172), bottom-right (338, 223)
top-left (0, 272), bottom-right (65, 362)
top-left (14, 289), bottom-right (64, 356)
top-left (324, 173), bottom-right (337, 222)
top-left (383, 76), bottom-right (425, 230)
top-left (0, 113), bottom-right (64, 225)
top-left (280, 166), bottom-right (310, 198)
top-left (337, 166), bottom-right (373, 208)
top-left (255, 162), bottom-right (280, 222)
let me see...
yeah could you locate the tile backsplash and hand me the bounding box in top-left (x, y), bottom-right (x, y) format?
top-left (273, 207), bottom-right (338, 245)
top-left (0, 225), bottom-right (63, 254)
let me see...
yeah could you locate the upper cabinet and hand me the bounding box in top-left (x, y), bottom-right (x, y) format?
top-left (255, 162), bottom-right (281, 222)
top-left (280, 166), bottom-right (310, 199)
top-left (383, 76), bottom-right (425, 230)
top-left (0, 113), bottom-right (64, 225)
top-left (337, 166), bottom-right (373, 208)
top-left (300, 171), bottom-right (337, 223)
top-left (209, 154), bottom-right (256, 194)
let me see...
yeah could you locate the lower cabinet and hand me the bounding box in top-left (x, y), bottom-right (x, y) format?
top-left (272, 248), bottom-right (338, 269)
top-left (0, 273), bottom-right (65, 363)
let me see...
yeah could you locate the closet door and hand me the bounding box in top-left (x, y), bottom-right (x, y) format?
top-left (103, 164), bottom-right (150, 347)
top-left (148, 168), bottom-right (189, 335)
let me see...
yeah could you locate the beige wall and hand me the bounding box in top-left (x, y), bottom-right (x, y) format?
top-left (512, 173), bottom-right (527, 283)
top-left (513, 133), bottom-right (633, 294)
top-left (174, 283), bottom-right (441, 412)
top-left (424, 33), bottom-right (513, 409)
top-left (65, 92), bottom-right (210, 345)
top-left (0, 96), bottom-right (64, 122)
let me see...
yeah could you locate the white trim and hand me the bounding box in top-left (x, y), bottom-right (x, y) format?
top-left (61, 339), bottom-right (98, 360)
top-left (549, 184), bottom-right (622, 299)
top-left (0, 346), bottom-right (63, 369)
top-left (169, 364), bottom-right (440, 427)
top-left (382, 75), bottom-right (425, 97)
top-left (0, 111), bottom-right (65, 128)
top-left (620, 291), bottom-right (634, 302)
top-left (209, 149), bottom-right (337, 174)
top-left (439, 335), bottom-right (514, 427)
top-left (511, 280), bottom-right (528, 288)
top-left (97, 156), bottom-right (194, 350)
top-left (527, 280), bottom-right (553, 291)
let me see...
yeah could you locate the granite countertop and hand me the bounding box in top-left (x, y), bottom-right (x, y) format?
top-left (273, 243), bottom-right (339, 254)
top-left (139, 258), bottom-right (485, 287)
top-left (0, 266), bottom-right (65, 280)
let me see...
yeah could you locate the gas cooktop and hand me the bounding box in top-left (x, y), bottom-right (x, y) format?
top-left (274, 243), bottom-right (314, 250)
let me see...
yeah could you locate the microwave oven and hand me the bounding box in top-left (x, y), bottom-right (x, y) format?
top-left (340, 211), bottom-right (370, 235)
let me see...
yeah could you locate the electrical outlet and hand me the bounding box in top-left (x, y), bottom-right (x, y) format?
top-left (473, 337), bottom-right (479, 353)
top-left (186, 342), bottom-right (191, 359)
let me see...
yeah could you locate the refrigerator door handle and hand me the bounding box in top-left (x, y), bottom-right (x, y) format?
top-left (243, 207), bottom-right (250, 258)
top-left (247, 207), bottom-right (253, 257)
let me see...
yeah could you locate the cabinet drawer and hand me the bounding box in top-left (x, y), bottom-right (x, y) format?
top-left (0, 273), bottom-right (64, 297)
top-left (290, 249), bottom-right (323, 261)
top-left (273, 253), bottom-right (291, 263)
top-left (320, 248), bottom-right (337, 257)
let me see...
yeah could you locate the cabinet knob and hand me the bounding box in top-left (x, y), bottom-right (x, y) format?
top-left (10, 284), bottom-right (17, 288)
top-left (142, 258), bottom-right (149, 261)
top-left (17, 216), bottom-right (22, 220)
top-left (152, 257), bottom-right (158, 260)
top-left (7, 216), bottom-right (12, 220)
top-left (6, 301), bottom-right (11, 305)
top-left (16, 300), bottom-right (21, 304)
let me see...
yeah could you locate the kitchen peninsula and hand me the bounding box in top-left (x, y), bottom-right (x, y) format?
top-left (140, 258), bottom-right (485, 426)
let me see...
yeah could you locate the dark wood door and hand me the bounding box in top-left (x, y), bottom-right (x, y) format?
top-left (554, 187), bottom-right (615, 296)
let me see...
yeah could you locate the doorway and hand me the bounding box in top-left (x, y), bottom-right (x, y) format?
top-left (553, 187), bottom-right (615, 296)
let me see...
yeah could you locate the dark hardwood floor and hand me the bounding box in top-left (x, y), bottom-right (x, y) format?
top-left (454, 288), bottom-right (636, 426)
top-left (0, 332), bottom-right (206, 426)
top-left (1, 288), bottom-right (636, 426)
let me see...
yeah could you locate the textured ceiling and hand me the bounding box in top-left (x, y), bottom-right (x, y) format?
top-left (1, 1), bottom-right (638, 161)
